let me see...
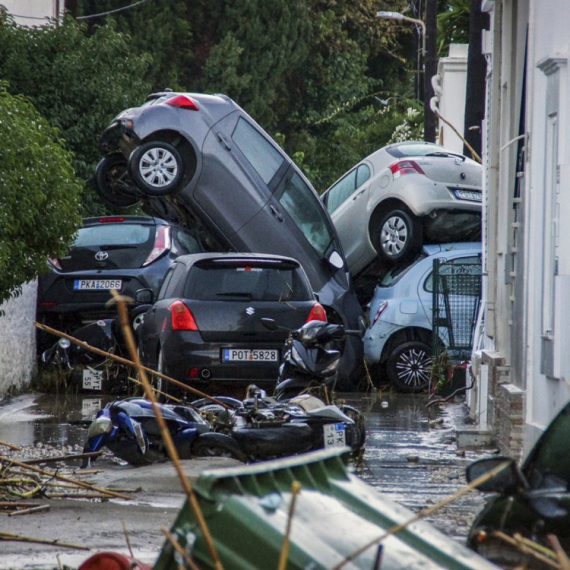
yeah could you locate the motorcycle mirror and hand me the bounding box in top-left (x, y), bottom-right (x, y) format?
top-left (58, 338), bottom-right (71, 350)
top-left (261, 318), bottom-right (278, 331)
top-left (328, 251), bottom-right (344, 270)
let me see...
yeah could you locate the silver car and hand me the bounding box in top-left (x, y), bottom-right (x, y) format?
top-left (364, 242), bottom-right (482, 392)
top-left (321, 141), bottom-right (482, 274)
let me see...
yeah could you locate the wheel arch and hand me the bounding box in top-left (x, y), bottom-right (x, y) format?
top-left (380, 326), bottom-right (437, 363)
top-left (368, 198), bottom-right (413, 242)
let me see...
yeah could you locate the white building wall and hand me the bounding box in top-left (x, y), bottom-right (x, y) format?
top-left (0, 1), bottom-right (63, 25)
top-left (0, 282), bottom-right (37, 394)
top-left (435, 44), bottom-right (469, 154)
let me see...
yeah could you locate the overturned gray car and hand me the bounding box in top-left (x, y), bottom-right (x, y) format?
top-left (95, 91), bottom-right (364, 385)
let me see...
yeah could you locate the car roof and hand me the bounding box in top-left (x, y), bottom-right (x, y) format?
top-left (173, 252), bottom-right (303, 267)
top-left (81, 215), bottom-right (168, 226)
top-left (421, 242), bottom-right (482, 257)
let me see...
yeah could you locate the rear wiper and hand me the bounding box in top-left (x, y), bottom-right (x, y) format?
top-left (216, 292), bottom-right (252, 299)
top-left (425, 151), bottom-right (466, 162)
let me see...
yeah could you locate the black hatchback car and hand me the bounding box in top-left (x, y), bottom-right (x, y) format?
top-left (135, 252), bottom-right (327, 391)
top-left (36, 215), bottom-right (204, 343)
top-left (466, 401), bottom-right (570, 568)
top-left (95, 91), bottom-right (364, 384)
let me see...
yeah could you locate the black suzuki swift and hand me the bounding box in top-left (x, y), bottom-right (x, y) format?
top-left (135, 253), bottom-right (327, 392)
top-left (96, 91), bottom-right (364, 385)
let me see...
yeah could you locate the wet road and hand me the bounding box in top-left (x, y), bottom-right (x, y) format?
top-left (0, 389), bottom-right (493, 551)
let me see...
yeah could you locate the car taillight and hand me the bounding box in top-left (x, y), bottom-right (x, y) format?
top-left (372, 301), bottom-right (388, 326)
top-left (305, 303), bottom-right (327, 323)
top-left (388, 160), bottom-right (425, 179)
top-left (47, 256), bottom-right (62, 270)
top-left (97, 216), bottom-right (125, 223)
top-left (164, 95), bottom-right (199, 111)
top-left (169, 300), bottom-right (198, 331)
top-left (143, 226), bottom-right (171, 266)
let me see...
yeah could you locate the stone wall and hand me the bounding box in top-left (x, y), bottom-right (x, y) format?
top-left (0, 281), bottom-right (37, 395)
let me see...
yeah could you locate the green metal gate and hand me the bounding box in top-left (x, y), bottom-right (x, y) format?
top-left (432, 257), bottom-right (482, 362)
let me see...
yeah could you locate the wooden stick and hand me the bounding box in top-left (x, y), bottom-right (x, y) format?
top-left (0, 440), bottom-right (21, 451)
top-left (0, 457), bottom-right (131, 500)
top-left (21, 451), bottom-right (103, 465)
top-left (34, 321), bottom-right (230, 409)
top-left (548, 534), bottom-right (570, 570)
top-left (111, 292), bottom-right (223, 570)
top-left (332, 460), bottom-right (513, 569)
top-left (8, 504), bottom-right (50, 516)
top-left (0, 531), bottom-right (90, 550)
top-left (161, 526), bottom-right (201, 570)
top-left (492, 531), bottom-right (560, 569)
top-left (277, 481), bottom-right (301, 570)
top-left (128, 376), bottom-right (182, 403)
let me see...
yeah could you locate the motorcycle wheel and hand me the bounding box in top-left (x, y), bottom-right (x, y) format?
top-left (191, 433), bottom-right (246, 463)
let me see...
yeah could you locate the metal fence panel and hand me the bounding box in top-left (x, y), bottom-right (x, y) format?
top-left (432, 257), bottom-right (482, 361)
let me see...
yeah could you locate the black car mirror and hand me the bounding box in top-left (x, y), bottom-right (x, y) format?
top-left (135, 288), bottom-right (154, 305)
top-left (328, 251), bottom-right (344, 270)
top-left (466, 457), bottom-right (528, 493)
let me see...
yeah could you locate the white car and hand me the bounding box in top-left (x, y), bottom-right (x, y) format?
top-left (321, 141), bottom-right (482, 275)
top-left (364, 242), bottom-right (482, 392)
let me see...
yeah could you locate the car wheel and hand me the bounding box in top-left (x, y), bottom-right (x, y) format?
top-left (95, 153), bottom-right (140, 208)
top-left (129, 141), bottom-right (184, 196)
top-left (373, 209), bottom-right (421, 264)
top-left (191, 433), bottom-right (246, 462)
top-left (386, 341), bottom-right (432, 393)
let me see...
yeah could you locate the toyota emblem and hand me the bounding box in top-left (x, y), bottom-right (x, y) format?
top-left (95, 251), bottom-right (109, 261)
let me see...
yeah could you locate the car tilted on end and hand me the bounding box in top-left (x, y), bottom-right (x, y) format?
top-left (321, 141), bottom-right (482, 274)
top-left (135, 252), bottom-right (328, 393)
top-left (95, 90), bottom-right (364, 385)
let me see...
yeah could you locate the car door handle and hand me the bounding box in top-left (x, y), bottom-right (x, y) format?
top-left (216, 132), bottom-right (231, 151)
top-left (352, 188), bottom-right (366, 200)
top-left (270, 205), bottom-right (284, 222)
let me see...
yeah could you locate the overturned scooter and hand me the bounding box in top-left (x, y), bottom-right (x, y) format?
top-left (83, 397), bottom-right (244, 467)
top-left (191, 318), bottom-right (366, 461)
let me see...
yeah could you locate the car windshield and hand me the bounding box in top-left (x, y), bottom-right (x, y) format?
top-left (379, 253), bottom-right (426, 287)
top-left (386, 143), bottom-right (466, 160)
top-left (74, 223), bottom-right (152, 247)
top-left (279, 172), bottom-right (338, 258)
top-left (185, 261), bottom-right (313, 302)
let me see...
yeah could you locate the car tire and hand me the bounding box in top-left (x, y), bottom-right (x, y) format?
top-left (95, 153), bottom-right (141, 208)
top-left (129, 141), bottom-right (184, 196)
top-left (386, 341), bottom-right (432, 393)
top-left (191, 433), bottom-right (247, 462)
top-left (373, 209), bottom-right (421, 264)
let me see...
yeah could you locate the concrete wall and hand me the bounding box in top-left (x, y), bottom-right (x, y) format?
top-left (0, 282), bottom-right (37, 395)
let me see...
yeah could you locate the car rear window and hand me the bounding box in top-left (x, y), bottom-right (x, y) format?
top-left (184, 261), bottom-right (313, 302)
top-left (74, 223), bottom-right (152, 247)
top-left (379, 253), bottom-right (426, 287)
top-left (386, 143), bottom-right (464, 159)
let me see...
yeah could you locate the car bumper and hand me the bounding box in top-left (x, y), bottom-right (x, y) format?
top-left (161, 331), bottom-right (282, 384)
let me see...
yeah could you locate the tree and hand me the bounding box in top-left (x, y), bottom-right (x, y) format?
top-left (0, 82), bottom-right (83, 304)
top-left (0, 13), bottom-right (152, 216)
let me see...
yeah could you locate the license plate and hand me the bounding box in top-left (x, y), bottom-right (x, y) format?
top-left (453, 189), bottom-right (482, 202)
top-left (222, 349), bottom-right (279, 362)
top-left (82, 368), bottom-right (103, 390)
top-left (74, 279), bottom-right (122, 291)
top-left (323, 423), bottom-right (346, 449)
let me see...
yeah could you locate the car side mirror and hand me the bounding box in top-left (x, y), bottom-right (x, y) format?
top-left (466, 457), bottom-right (528, 493)
top-left (328, 251), bottom-right (344, 270)
top-left (135, 288), bottom-right (154, 305)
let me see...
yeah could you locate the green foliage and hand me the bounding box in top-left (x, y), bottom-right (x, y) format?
top-left (0, 13), bottom-right (152, 216)
top-left (0, 82), bottom-right (82, 303)
top-left (437, 0), bottom-right (471, 57)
